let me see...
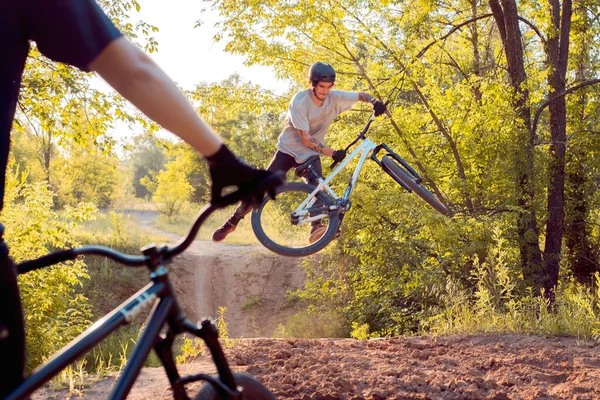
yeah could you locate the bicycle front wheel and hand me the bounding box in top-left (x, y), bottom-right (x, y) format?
top-left (381, 156), bottom-right (451, 215)
top-left (194, 373), bottom-right (275, 400)
top-left (251, 182), bottom-right (341, 257)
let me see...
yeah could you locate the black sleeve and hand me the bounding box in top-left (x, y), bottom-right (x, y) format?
top-left (26, 0), bottom-right (123, 71)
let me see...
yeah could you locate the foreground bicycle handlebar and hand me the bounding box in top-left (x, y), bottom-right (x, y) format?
top-left (17, 168), bottom-right (286, 275)
top-left (17, 203), bottom-right (217, 274)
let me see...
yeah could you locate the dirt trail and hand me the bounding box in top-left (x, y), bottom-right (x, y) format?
top-left (126, 210), bottom-right (307, 338)
top-left (32, 211), bottom-right (600, 399)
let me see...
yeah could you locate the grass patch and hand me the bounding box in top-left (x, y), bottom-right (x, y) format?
top-left (242, 295), bottom-right (263, 312)
top-left (151, 203), bottom-right (261, 245)
top-left (275, 308), bottom-right (347, 338)
top-left (424, 230), bottom-right (600, 341)
top-left (70, 210), bottom-right (177, 376)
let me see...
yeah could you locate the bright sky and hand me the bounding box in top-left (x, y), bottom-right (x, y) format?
top-left (135, 0), bottom-right (288, 93)
top-left (96, 0), bottom-right (289, 145)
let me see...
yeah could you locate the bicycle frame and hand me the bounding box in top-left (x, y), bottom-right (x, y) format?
top-left (7, 274), bottom-right (238, 400)
top-left (292, 137), bottom-right (378, 225)
top-left (291, 110), bottom-right (428, 226)
top-left (7, 205), bottom-right (245, 400)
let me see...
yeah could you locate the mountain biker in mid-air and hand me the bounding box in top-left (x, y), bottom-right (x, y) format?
top-left (212, 61), bottom-right (387, 244)
top-left (0, 0), bottom-right (283, 396)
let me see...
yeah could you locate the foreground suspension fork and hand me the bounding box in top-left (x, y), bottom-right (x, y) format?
top-left (155, 329), bottom-right (189, 400)
top-left (201, 320), bottom-right (236, 385)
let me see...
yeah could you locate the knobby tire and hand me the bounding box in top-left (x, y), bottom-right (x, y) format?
top-left (381, 157), bottom-right (450, 215)
top-left (251, 182), bottom-right (341, 257)
top-left (193, 373), bottom-right (276, 400)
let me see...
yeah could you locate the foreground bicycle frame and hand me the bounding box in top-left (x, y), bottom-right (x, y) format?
top-left (8, 204), bottom-right (253, 400)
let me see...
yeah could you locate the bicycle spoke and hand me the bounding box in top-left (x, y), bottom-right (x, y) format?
top-left (258, 188), bottom-right (333, 249)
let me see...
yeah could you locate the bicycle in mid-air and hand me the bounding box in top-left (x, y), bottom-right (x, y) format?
top-left (3, 173), bottom-right (285, 400)
top-left (251, 110), bottom-right (451, 257)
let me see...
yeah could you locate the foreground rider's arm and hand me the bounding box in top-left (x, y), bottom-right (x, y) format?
top-left (89, 37), bottom-right (223, 157)
top-left (89, 37), bottom-right (281, 205)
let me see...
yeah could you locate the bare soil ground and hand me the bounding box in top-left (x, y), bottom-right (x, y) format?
top-left (32, 211), bottom-right (600, 399)
top-left (36, 334), bottom-right (600, 399)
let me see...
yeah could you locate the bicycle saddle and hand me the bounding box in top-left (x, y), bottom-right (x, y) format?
top-left (295, 155), bottom-right (320, 178)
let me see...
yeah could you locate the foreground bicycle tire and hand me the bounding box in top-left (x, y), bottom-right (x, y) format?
top-left (381, 156), bottom-right (450, 215)
top-left (194, 373), bottom-right (275, 400)
top-left (251, 182), bottom-right (341, 257)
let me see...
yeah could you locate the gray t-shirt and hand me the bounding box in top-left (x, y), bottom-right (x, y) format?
top-left (276, 89), bottom-right (359, 163)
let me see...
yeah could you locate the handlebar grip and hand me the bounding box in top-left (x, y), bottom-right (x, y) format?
top-left (17, 249), bottom-right (77, 274)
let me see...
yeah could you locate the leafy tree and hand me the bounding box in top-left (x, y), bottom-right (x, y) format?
top-left (202, 0), bottom-right (600, 330)
top-left (52, 141), bottom-right (119, 209)
top-left (141, 146), bottom-right (195, 220)
top-left (126, 134), bottom-right (168, 199)
top-left (189, 73), bottom-right (286, 168)
top-left (12, 0), bottom-right (160, 184)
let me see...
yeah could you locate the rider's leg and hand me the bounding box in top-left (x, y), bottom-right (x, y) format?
top-left (301, 158), bottom-right (329, 243)
top-left (212, 151), bottom-right (297, 242)
top-left (0, 223), bottom-right (25, 397)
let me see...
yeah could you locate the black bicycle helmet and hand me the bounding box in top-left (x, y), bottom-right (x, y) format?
top-left (308, 62), bottom-right (336, 83)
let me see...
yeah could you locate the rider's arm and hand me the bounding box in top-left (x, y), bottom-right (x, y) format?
top-left (298, 130), bottom-right (335, 158)
top-left (358, 92), bottom-right (376, 103)
top-left (89, 37), bottom-right (222, 156)
top-left (358, 92), bottom-right (386, 115)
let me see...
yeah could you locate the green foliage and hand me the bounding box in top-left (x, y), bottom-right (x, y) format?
top-left (152, 203), bottom-right (260, 245)
top-left (176, 336), bottom-right (207, 364)
top-left (350, 322), bottom-right (370, 340)
top-left (216, 306), bottom-right (236, 348)
top-left (204, 0), bottom-right (600, 342)
top-left (426, 236), bottom-right (600, 341)
top-left (242, 295), bottom-right (263, 312)
top-left (71, 212), bottom-right (165, 372)
top-left (1, 166), bottom-right (96, 371)
top-left (277, 306), bottom-right (348, 338)
top-left (12, 0), bottom-right (161, 200)
top-left (141, 145), bottom-right (196, 221)
top-left (126, 135), bottom-right (168, 199)
top-left (52, 143), bottom-right (119, 209)
top-left (189, 74), bottom-right (285, 169)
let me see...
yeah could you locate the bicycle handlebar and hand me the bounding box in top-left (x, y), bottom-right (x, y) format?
top-left (16, 203), bottom-right (218, 275)
top-left (329, 113), bottom-right (378, 169)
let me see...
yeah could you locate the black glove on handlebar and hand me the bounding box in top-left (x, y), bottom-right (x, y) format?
top-left (332, 149), bottom-right (347, 163)
top-left (206, 145), bottom-right (284, 207)
top-left (371, 99), bottom-right (387, 117)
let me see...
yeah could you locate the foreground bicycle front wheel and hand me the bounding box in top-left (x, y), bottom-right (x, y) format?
top-left (251, 182), bottom-right (341, 257)
top-left (381, 156), bottom-right (451, 215)
top-left (194, 373), bottom-right (275, 400)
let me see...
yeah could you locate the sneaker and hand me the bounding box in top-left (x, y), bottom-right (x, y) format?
top-left (309, 224), bottom-right (327, 244)
top-left (212, 220), bottom-right (237, 242)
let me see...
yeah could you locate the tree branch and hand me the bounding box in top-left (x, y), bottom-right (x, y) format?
top-left (532, 79), bottom-right (600, 137)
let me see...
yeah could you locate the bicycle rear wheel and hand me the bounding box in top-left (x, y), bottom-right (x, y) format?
top-left (194, 373), bottom-right (275, 400)
top-left (251, 182), bottom-right (341, 257)
top-left (381, 156), bottom-right (450, 215)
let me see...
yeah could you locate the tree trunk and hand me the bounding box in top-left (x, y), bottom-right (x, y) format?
top-left (542, 0), bottom-right (571, 299)
top-left (489, 0), bottom-right (543, 291)
top-left (469, 0), bottom-right (483, 103)
top-left (563, 4), bottom-right (598, 284)
top-left (564, 154), bottom-right (599, 284)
